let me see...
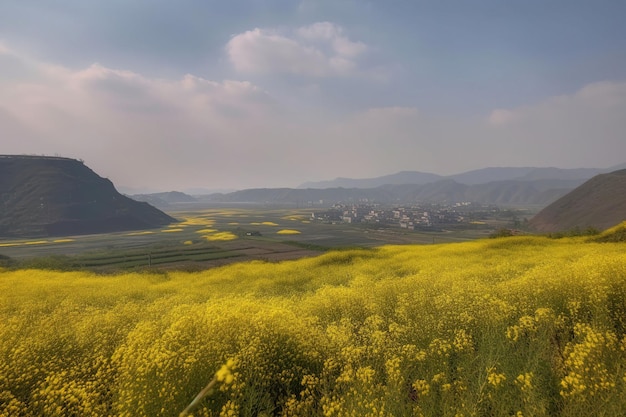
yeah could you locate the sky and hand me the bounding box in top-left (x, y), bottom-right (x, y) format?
top-left (1, 0), bottom-right (626, 192)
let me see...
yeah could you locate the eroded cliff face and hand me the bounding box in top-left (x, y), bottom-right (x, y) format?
top-left (0, 155), bottom-right (176, 237)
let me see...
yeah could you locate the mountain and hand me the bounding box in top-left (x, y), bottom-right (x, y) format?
top-left (0, 155), bottom-right (176, 237)
top-left (183, 187), bottom-right (237, 195)
top-left (131, 191), bottom-right (197, 208)
top-left (604, 163), bottom-right (626, 172)
top-left (450, 167), bottom-right (602, 185)
top-left (300, 166), bottom-right (608, 189)
top-left (202, 178), bottom-right (581, 207)
top-left (202, 187), bottom-right (397, 204)
top-left (529, 169), bottom-right (626, 232)
top-left (298, 171), bottom-right (444, 189)
top-left (281, 167), bottom-right (612, 206)
top-left (449, 167), bottom-right (539, 185)
top-left (465, 179), bottom-right (587, 205)
top-left (515, 167), bottom-right (603, 181)
top-left (451, 167), bottom-right (604, 184)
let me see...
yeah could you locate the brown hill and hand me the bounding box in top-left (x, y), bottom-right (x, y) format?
top-left (0, 155), bottom-right (176, 237)
top-left (529, 169), bottom-right (626, 232)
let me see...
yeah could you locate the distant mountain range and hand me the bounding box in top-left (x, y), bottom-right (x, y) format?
top-left (199, 178), bottom-right (584, 207)
top-left (299, 165), bottom-right (626, 189)
top-left (131, 191), bottom-right (197, 208)
top-left (0, 155), bottom-right (175, 237)
top-left (529, 169), bottom-right (626, 232)
top-left (298, 171), bottom-right (443, 189)
top-left (193, 165), bottom-right (626, 207)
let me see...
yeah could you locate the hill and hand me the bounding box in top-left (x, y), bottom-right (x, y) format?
top-left (298, 171), bottom-right (444, 189)
top-left (0, 155), bottom-right (176, 237)
top-left (300, 166), bottom-right (607, 188)
top-left (202, 178), bottom-right (582, 207)
top-left (529, 169), bottom-right (626, 232)
top-left (130, 191), bottom-right (197, 208)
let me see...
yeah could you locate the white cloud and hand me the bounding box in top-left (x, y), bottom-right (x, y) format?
top-left (296, 21), bottom-right (339, 41)
top-left (226, 22), bottom-right (368, 77)
top-left (3, 41), bottom-right (626, 190)
top-left (0, 41), bottom-right (11, 54)
top-left (1, 48), bottom-right (289, 189)
top-left (484, 81), bottom-right (626, 166)
top-left (296, 21), bottom-right (367, 57)
top-left (488, 81), bottom-right (626, 127)
top-left (487, 109), bottom-right (516, 126)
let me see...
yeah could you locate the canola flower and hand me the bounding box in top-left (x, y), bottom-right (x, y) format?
top-left (195, 229), bottom-right (218, 234)
top-left (276, 229), bottom-right (301, 235)
top-left (1, 236), bottom-right (626, 416)
top-left (179, 217), bottom-right (216, 227)
top-left (179, 359), bottom-right (237, 417)
top-left (203, 232), bottom-right (237, 241)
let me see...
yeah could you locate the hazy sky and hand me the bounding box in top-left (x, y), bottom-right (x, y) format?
top-left (2, 1), bottom-right (626, 191)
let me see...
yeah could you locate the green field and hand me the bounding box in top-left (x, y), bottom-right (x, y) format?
top-left (2, 222), bottom-right (626, 416)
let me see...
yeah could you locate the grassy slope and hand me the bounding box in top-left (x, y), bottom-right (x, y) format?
top-left (1, 236), bottom-right (626, 416)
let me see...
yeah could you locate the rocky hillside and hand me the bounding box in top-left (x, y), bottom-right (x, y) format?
top-left (0, 155), bottom-right (176, 237)
top-left (529, 169), bottom-right (626, 232)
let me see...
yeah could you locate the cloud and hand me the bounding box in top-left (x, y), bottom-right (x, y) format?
top-left (3, 41), bottom-right (626, 190)
top-left (226, 22), bottom-right (368, 77)
top-left (488, 81), bottom-right (626, 126)
top-left (487, 109), bottom-right (516, 126)
top-left (484, 81), bottom-right (626, 166)
top-left (1, 48), bottom-right (288, 189)
top-left (296, 22), bottom-right (367, 57)
top-left (0, 41), bottom-right (11, 54)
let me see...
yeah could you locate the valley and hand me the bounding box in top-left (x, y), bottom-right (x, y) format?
top-left (0, 205), bottom-right (505, 271)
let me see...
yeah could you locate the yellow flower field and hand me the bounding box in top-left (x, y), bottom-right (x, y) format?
top-left (203, 232), bottom-right (238, 241)
top-left (276, 229), bottom-right (301, 235)
top-left (1, 235), bottom-right (626, 416)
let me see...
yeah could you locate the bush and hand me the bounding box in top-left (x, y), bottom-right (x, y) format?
top-left (17, 255), bottom-right (73, 271)
top-left (0, 254), bottom-right (15, 267)
top-left (489, 228), bottom-right (515, 238)
top-left (547, 226), bottom-right (600, 239)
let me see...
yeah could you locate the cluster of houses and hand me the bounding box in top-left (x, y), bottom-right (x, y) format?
top-left (312, 202), bottom-right (497, 230)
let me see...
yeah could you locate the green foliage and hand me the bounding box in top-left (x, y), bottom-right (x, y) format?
top-left (547, 226), bottom-right (600, 239)
top-left (489, 228), bottom-right (516, 238)
top-left (7, 244), bottom-right (241, 273)
top-left (590, 221), bottom-right (626, 242)
top-left (0, 254), bottom-right (15, 268)
top-left (2, 238), bottom-right (626, 416)
top-left (17, 254), bottom-right (73, 271)
top-left (280, 240), bottom-right (330, 252)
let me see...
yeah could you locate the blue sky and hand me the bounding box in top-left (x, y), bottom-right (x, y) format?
top-left (2, 0), bottom-right (626, 191)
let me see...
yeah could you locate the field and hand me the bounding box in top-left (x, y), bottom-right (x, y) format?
top-left (0, 207), bottom-right (492, 271)
top-left (2, 222), bottom-right (626, 416)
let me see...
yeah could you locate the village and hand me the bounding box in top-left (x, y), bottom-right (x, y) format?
top-left (311, 202), bottom-right (524, 231)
